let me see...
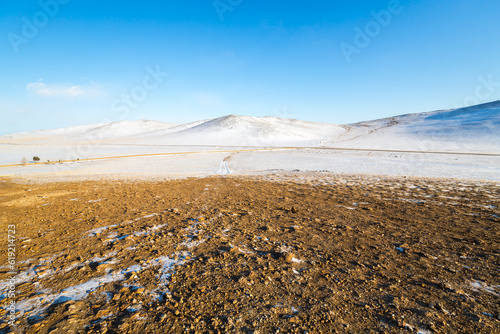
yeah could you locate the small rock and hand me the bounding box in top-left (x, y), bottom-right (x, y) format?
top-left (96, 309), bottom-right (112, 318)
top-left (97, 263), bottom-right (115, 273)
top-left (284, 253), bottom-right (296, 263)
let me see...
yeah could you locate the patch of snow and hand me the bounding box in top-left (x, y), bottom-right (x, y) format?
top-left (86, 224), bottom-right (117, 237)
top-left (181, 238), bottom-right (207, 248)
top-left (91, 251), bottom-right (118, 263)
top-left (15, 263), bottom-right (144, 318)
top-left (470, 280), bottom-right (500, 297)
top-left (103, 234), bottom-right (129, 244)
top-left (138, 213), bottom-right (158, 220)
top-left (335, 205), bottom-right (356, 210)
top-left (126, 305), bottom-right (142, 312)
top-left (132, 224), bottom-right (168, 238)
top-left (149, 252), bottom-right (190, 299)
top-left (87, 198), bottom-right (106, 203)
top-left (217, 161), bottom-right (230, 175)
top-left (279, 245), bottom-right (294, 253)
top-left (417, 330), bottom-right (432, 334)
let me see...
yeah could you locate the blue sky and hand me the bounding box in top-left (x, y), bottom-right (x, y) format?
top-left (1, 0), bottom-right (499, 135)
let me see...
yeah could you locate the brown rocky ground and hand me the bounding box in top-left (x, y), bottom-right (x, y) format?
top-left (0, 173), bottom-right (499, 333)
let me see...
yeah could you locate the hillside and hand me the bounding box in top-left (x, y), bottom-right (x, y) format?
top-left (2, 101), bottom-right (499, 153)
top-left (329, 101), bottom-right (500, 153)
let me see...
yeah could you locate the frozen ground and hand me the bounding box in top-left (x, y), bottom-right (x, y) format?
top-left (1, 175), bottom-right (499, 333)
top-left (1, 149), bottom-right (499, 182)
top-left (1, 101), bottom-right (499, 182)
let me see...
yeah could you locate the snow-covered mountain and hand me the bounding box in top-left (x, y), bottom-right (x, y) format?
top-left (2, 115), bottom-right (347, 147)
top-left (3, 120), bottom-right (176, 143)
top-left (123, 115), bottom-right (347, 146)
top-left (328, 101), bottom-right (500, 153)
top-left (2, 101), bottom-right (499, 153)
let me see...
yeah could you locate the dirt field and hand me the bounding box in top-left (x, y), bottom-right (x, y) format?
top-left (1, 173), bottom-right (499, 333)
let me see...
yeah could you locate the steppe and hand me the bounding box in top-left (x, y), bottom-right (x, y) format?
top-left (1, 173), bottom-right (499, 333)
top-left (2, 102), bottom-right (500, 333)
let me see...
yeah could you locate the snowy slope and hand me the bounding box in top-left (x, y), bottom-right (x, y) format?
top-left (121, 115), bottom-right (347, 146)
top-left (2, 101), bottom-right (499, 152)
top-left (1, 115), bottom-right (347, 147)
top-left (1, 120), bottom-right (176, 143)
top-left (1, 102), bottom-right (500, 181)
top-left (327, 101), bottom-right (500, 153)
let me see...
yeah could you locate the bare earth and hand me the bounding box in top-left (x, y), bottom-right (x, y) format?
top-left (0, 173), bottom-right (499, 333)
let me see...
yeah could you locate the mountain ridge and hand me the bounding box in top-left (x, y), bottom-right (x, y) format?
top-left (2, 101), bottom-right (499, 152)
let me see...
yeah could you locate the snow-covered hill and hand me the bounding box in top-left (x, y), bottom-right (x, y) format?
top-left (2, 101), bottom-right (499, 153)
top-left (327, 101), bottom-right (500, 153)
top-left (2, 120), bottom-right (176, 143)
top-left (1, 115), bottom-right (347, 147)
top-left (122, 115), bottom-right (347, 146)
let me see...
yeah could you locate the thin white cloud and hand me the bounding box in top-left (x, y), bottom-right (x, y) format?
top-left (27, 80), bottom-right (100, 97)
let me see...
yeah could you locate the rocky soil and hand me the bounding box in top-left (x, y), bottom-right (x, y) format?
top-left (0, 173), bottom-right (499, 333)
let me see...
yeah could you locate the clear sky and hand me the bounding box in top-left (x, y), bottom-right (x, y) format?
top-left (1, 0), bottom-right (499, 135)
